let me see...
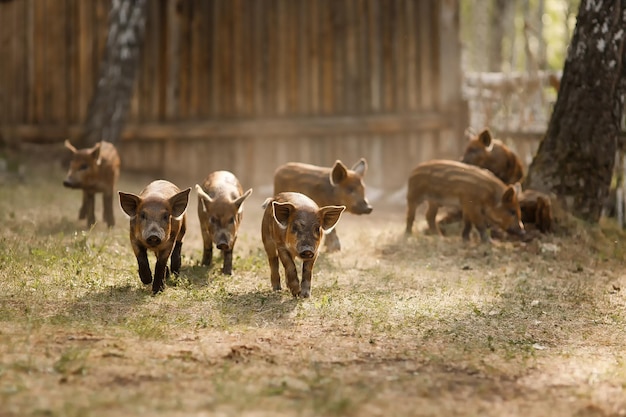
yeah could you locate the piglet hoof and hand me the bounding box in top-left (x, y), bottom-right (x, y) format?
top-left (272, 284), bottom-right (282, 291)
top-left (300, 289), bottom-right (310, 298)
top-left (288, 283), bottom-right (301, 298)
top-left (138, 267), bottom-right (153, 284)
top-left (222, 268), bottom-right (232, 276)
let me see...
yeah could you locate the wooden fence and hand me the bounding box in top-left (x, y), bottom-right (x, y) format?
top-left (0, 0), bottom-right (466, 194)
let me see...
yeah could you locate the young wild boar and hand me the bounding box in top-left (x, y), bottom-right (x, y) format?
top-left (519, 189), bottom-right (553, 233)
top-left (119, 180), bottom-right (191, 294)
top-left (195, 170), bottom-right (253, 275)
top-left (461, 128), bottom-right (524, 185)
top-left (405, 160), bottom-right (525, 243)
top-left (63, 140), bottom-right (121, 227)
top-left (261, 192), bottom-right (345, 298)
top-left (273, 158), bottom-right (372, 252)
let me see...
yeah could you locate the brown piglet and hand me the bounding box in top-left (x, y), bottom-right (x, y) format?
top-left (195, 170), bottom-right (253, 275)
top-left (406, 160), bottom-right (525, 243)
top-left (273, 159), bottom-right (372, 252)
top-left (519, 189), bottom-right (553, 233)
top-left (63, 140), bottom-right (121, 227)
top-left (119, 180), bottom-right (191, 294)
top-left (461, 129), bottom-right (524, 185)
top-left (261, 192), bottom-right (345, 298)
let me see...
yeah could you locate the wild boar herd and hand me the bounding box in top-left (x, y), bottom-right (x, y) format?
top-left (62, 129), bottom-right (553, 297)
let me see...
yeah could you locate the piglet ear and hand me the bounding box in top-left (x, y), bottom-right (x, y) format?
top-left (272, 201), bottom-right (295, 229)
top-left (478, 129), bottom-right (493, 148)
top-left (64, 139), bottom-right (78, 153)
top-left (330, 160), bottom-right (348, 185)
top-left (502, 185), bottom-right (516, 205)
top-left (195, 184), bottom-right (212, 213)
top-left (318, 205), bottom-right (346, 234)
top-left (170, 188), bottom-right (191, 220)
top-left (234, 188), bottom-right (253, 213)
top-left (351, 158), bottom-right (368, 177)
top-left (119, 191), bottom-right (141, 218)
top-left (90, 142), bottom-right (102, 163)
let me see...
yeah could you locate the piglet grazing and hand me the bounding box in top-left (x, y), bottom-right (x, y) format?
top-left (119, 180), bottom-right (191, 294)
top-left (261, 192), bottom-right (345, 298)
top-left (195, 170), bottom-right (252, 275)
top-left (273, 159), bottom-right (372, 252)
top-left (63, 140), bottom-right (121, 227)
top-left (406, 160), bottom-right (525, 243)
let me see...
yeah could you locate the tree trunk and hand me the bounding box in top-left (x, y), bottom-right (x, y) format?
top-left (80, 0), bottom-right (149, 147)
top-left (524, 0), bottom-right (626, 223)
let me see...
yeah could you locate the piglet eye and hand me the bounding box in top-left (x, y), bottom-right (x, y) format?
top-left (79, 163), bottom-right (89, 171)
top-left (140, 212), bottom-right (147, 221)
top-left (162, 213), bottom-right (169, 222)
top-left (210, 216), bottom-right (218, 224)
top-left (229, 217), bottom-right (235, 224)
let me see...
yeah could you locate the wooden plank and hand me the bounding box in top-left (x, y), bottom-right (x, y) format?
top-left (321, 0), bottom-right (334, 114)
top-left (297, 1), bottom-right (310, 115)
top-left (118, 113), bottom-right (453, 139)
top-left (418, 1), bottom-right (434, 110)
top-left (149, 0), bottom-right (164, 121)
top-left (285, 0), bottom-right (299, 115)
top-left (356, 0), bottom-right (370, 114)
top-left (239, 0), bottom-right (253, 116)
top-left (166, 0), bottom-right (181, 120)
top-left (252, 0), bottom-right (264, 116)
top-left (217, 0), bottom-right (233, 117)
top-left (309, 0), bottom-right (320, 114)
top-left (344, 0), bottom-right (358, 114)
top-left (210, 0), bottom-right (220, 117)
top-left (33, 0), bottom-right (48, 123)
top-left (367, 0), bottom-right (381, 112)
top-left (0, 0), bottom-right (13, 125)
top-left (48, 0), bottom-right (67, 125)
top-left (188, 0), bottom-right (202, 119)
top-left (380, 0), bottom-right (394, 112)
top-left (232, 0), bottom-right (244, 115)
top-left (275, 0), bottom-right (286, 115)
top-left (394, 0), bottom-right (407, 112)
top-left (266, 1), bottom-right (278, 116)
top-left (76, 0), bottom-right (93, 122)
top-left (331, 0), bottom-right (345, 114)
top-left (405, 0), bottom-right (418, 112)
top-left (178, 0), bottom-right (192, 119)
top-left (65, 0), bottom-right (78, 124)
top-left (12, 112), bottom-right (453, 144)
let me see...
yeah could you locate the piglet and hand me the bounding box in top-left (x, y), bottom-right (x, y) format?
top-left (273, 159), bottom-right (372, 252)
top-left (261, 192), bottom-right (345, 298)
top-left (119, 180), bottom-right (191, 294)
top-left (195, 170), bottom-right (252, 275)
top-left (63, 140), bottom-right (121, 227)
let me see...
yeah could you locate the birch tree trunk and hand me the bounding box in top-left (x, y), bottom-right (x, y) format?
top-left (80, 0), bottom-right (149, 147)
top-left (524, 0), bottom-right (626, 222)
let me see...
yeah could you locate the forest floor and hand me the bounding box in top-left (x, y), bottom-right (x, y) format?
top-left (1, 158), bottom-right (626, 417)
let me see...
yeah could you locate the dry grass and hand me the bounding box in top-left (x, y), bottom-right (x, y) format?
top-left (1, 160), bottom-right (626, 417)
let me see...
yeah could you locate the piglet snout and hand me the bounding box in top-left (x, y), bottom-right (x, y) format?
top-left (146, 235), bottom-right (162, 247)
top-left (299, 250), bottom-right (315, 259)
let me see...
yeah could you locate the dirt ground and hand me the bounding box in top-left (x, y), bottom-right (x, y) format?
top-left (1, 159), bottom-right (626, 417)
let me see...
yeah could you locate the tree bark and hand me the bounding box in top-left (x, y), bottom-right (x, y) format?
top-left (524, 0), bottom-right (626, 222)
top-left (80, 0), bottom-right (149, 147)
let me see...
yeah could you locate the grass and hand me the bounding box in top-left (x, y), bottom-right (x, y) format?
top-left (1, 161), bottom-right (626, 416)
